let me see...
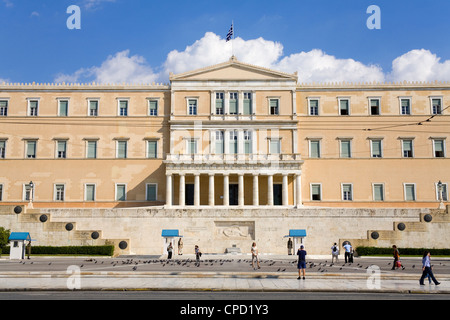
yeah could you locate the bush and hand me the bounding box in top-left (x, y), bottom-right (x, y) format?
top-left (1, 245), bottom-right (114, 256)
top-left (357, 246), bottom-right (450, 256)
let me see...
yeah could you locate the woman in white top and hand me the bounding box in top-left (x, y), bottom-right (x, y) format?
top-left (251, 242), bottom-right (260, 270)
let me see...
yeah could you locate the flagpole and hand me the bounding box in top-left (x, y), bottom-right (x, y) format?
top-left (231, 20), bottom-right (234, 58)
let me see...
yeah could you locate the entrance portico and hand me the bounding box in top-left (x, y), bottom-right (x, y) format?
top-left (164, 156), bottom-right (303, 208)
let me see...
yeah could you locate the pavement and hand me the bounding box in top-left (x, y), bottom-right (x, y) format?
top-left (0, 254), bottom-right (449, 295)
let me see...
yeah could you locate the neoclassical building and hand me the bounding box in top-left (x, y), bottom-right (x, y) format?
top-left (1, 56), bottom-right (450, 209)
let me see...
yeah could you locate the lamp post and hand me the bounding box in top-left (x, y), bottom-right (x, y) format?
top-left (28, 181), bottom-right (34, 209)
top-left (437, 180), bottom-right (445, 210)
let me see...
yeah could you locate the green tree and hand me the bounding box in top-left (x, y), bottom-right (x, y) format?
top-left (0, 227), bottom-right (11, 257)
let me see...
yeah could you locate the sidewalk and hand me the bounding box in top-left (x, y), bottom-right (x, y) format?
top-left (0, 255), bottom-right (449, 294)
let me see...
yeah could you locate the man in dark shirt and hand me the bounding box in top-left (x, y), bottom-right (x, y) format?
top-left (297, 245), bottom-right (307, 280)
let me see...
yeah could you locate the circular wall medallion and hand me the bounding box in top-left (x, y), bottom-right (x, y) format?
top-left (14, 206), bottom-right (22, 214)
top-left (342, 241), bottom-right (352, 247)
top-left (397, 223), bottom-right (406, 231)
top-left (65, 223), bottom-right (74, 231)
top-left (39, 215), bottom-right (48, 223)
top-left (424, 214), bottom-right (433, 223)
top-left (119, 241), bottom-right (128, 250)
top-left (371, 231), bottom-right (380, 240)
top-left (91, 232), bottom-right (99, 240)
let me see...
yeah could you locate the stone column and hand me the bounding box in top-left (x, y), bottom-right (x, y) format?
top-left (209, 173), bottom-right (215, 206)
top-left (238, 173), bottom-right (244, 207)
top-left (194, 173), bottom-right (200, 207)
top-left (253, 174), bottom-right (259, 206)
top-left (179, 174), bottom-right (185, 207)
top-left (282, 174), bottom-right (289, 206)
top-left (223, 174), bottom-right (229, 207)
top-left (295, 174), bottom-right (302, 208)
top-left (166, 174), bottom-right (173, 207)
top-left (267, 174), bottom-right (274, 206)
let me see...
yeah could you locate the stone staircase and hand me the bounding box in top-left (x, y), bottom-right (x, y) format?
top-left (0, 205), bottom-right (130, 257)
top-left (342, 208), bottom-right (450, 251)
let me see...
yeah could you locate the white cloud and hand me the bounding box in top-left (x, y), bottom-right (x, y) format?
top-left (55, 50), bottom-right (159, 84)
top-left (81, 0), bottom-right (116, 10)
top-left (275, 49), bottom-right (385, 83)
top-left (388, 49), bottom-right (450, 82)
top-left (54, 32), bottom-right (450, 85)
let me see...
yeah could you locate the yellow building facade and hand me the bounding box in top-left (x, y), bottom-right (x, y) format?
top-left (0, 57), bottom-right (449, 210)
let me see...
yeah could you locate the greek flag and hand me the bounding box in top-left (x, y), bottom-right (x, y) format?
top-left (226, 24), bottom-right (233, 42)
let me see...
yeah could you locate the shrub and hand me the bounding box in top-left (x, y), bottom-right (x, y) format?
top-left (1, 245), bottom-right (114, 256)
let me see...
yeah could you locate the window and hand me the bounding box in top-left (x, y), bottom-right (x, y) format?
top-left (229, 92), bottom-right (238, 115)
top-left (404, 184), bottom-right (416, 201)
top-left (56, 141), bottom-right (67, 159)
top-left (86, 140), bottom-right (97, 159)
top-left (340, 140), bottom-right (352, 158)
top-left (400, 98), bottom-right (411, 115)
top-left (24, 184), bottom-right (34, 201)
top-left (342, 184), bottom-right (353, 201)
top-left (26, 141), bottom-right (37, 159)
top-left (433, 139), bottom-right (445, 158)
top-left (0, 100), bottom-right (8, 116)
top-left (0, 140), bottom-right (5, 159)
top-left (436, 183), bottom-right (448, 201)
top-left (311, 184), bottom-right (321, 201)
top-left (28, 100), bottom-right (39, 116)
top-left (54, 184), bottom-right (65, 201)
top-left (116, 184), bottom-right (126, 201)
top-left (117, 141), bottom-right (127, 159)
top-left (89, 100), bottom-right (99, 116)
top-left (373, 184), bottom-right (384, 201)
top-left (187, 139), bottom-right (197, 154)
top-left (215, 93), bottom-right (224, 115)
top-left (339, 98), bottom-right (350, 115)
top-left (371, 140), bottom-right (382, 158)
top-left (58, 100), bottom-right (69, 117)
top-left (402, 140), bottom-right (414, 158)
top-left (309, 99), bottom-right (319, 116)
top-left (270, 99), bottom-right (279, 115)
top-left (244, 130), bottom-right (252, 154)
top-left (269, 139), bottom-right (281, 154)
top-left (215, 131), bottom-right (224, 154)
top-left (188, 99), bottom-right (197, 115)
top-left (147, 140), bottom-right (158, 159)
top-left (309, 140), bottom-right (321, 158)
top-left (146, 183), bottom-right (158, 201)
top-left (148, 100), bottom-right (158, 116)
top-left (0, 184), bottom-right (3, 201)
top-left (118, 100), bottom-right (128, 116)
top-left (431, 98), bottom-right (442, 115)
top-left (369, 98), bottom-right (380, 115)
top-left (243, 92), bottom-right (252, 115)
top-left (85, 184), bottom-right (96, 201)
top-left (229, 131), bottom-right (238, 154)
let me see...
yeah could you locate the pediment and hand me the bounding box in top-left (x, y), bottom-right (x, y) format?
top-left (170, 57), bottom-right (298, 82)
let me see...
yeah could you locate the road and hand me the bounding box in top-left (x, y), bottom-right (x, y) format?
top-left (1, 290), bottom-right (449, 300)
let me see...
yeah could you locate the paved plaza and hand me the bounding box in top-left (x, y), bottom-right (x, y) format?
top-left (0, 254), bottom-right (449, 295)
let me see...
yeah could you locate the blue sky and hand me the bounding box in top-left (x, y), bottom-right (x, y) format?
top-left (1, 0), bottom-right (450, 84)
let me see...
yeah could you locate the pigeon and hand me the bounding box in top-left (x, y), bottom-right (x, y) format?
top-left (132, 266), bottom-right (137, 271)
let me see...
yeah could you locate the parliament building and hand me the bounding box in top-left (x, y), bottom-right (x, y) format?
top-left (0, 57), bottom-right (449, 255)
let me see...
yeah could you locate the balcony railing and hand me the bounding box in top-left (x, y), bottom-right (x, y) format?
top-left (165, 153), bottom-right (302, 164)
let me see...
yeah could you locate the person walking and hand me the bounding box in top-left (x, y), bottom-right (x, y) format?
top-left (195, 245), bottom-right (202, 267)
top-left (343, 242), bottom-right (352, 263)
top-left (297, 245), bottom-right (307, 280)
top-left (331, 243), bottom-right (339, 263)
top-left (391, 245), bottom-right (400, 270)
top-left (251, 242), bottom-right (260, 270)
top-left (167, 242), bottom-right (173, 259)
top-left (287, 238), bottom-right (293, 255)
top-left (419, 251), bottom-right (440, 285)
